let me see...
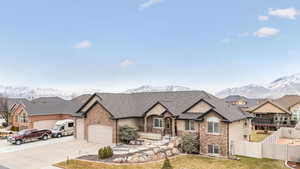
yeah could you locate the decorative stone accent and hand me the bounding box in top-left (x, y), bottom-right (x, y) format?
top-left (113, 146), bottom-right (179, 163)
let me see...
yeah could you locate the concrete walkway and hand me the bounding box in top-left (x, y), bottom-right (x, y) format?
top-left (0, 137), bottom-right (100, 169)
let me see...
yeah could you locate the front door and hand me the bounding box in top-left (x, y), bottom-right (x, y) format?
top-left (164, 117), bottom-right (172, 135)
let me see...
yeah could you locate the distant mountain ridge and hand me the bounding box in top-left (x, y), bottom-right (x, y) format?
top-left (0, 85), bottom-right (103, 100)
top-left (125, 85), bottom-right (193, 93)
top-left (0, 85), bottom-right (193, 100)
top-left (216, 73), bottom-right (300, 98)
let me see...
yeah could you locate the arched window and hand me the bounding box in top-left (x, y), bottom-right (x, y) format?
top-left (207, 116), bottom-right (220, 134)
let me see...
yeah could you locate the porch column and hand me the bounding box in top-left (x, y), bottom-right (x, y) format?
top-left (172, 117), bottom-right (176, 137)
top-left (144, 116), bottom-right (148, 132)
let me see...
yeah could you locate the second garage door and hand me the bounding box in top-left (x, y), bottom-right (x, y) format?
top-left (33, 120), bottom-right (58, 129)
top-left (88, 124), bottom-right (113, 145)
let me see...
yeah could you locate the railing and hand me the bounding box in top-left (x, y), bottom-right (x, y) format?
top-left (252, 117), bottom-right (274, 124)
top-left (252, 117), bottom-right (296, 127)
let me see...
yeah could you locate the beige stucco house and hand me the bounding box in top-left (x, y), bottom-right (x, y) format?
top-left (73, 91), bottom-right (252, 157)
top-left (247, 95), bottom-right (300, 130)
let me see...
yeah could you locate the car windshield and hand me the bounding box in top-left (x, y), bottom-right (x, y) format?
top-left (53, 125), bottom-right (60, 130)
top-left (17, 130), bottom-right (29, 135)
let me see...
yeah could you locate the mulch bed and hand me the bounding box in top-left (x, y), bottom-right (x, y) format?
top-left (287, 161), bottom-right (300, 169)
top-left (78, 154), bottom-right (125, 163)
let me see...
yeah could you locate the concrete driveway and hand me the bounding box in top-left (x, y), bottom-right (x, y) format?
top-left (0, 137), bottom-right (100, 169)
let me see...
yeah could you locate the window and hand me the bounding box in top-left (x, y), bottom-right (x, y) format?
top-left (185, 120), bottom-right (195, 131)
top-left (153, 118), bottom-right (163, 128)
top-left (19, 113), bottom-right (27, 123)
top-left (68, 122), bottom-right (74, 127)
top-left (207, 117), bottom-right (220, 134)
top-left (208, 144), bottom-right (219, 155)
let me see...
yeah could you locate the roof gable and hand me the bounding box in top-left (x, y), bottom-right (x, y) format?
top-left (144, 102), bottom-right (168, 117)
top-left (250, 100), bottom-right (290, 114)
top-left (184, 99), bottom-right (213, 113)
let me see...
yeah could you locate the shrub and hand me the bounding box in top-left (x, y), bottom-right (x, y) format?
top-left (119, 125), bottom-right (138, 144)
top-left (161, 157), bottom-right (173, 169)
top-left (98, 146), bottom-right (113, 159)
top-left (1, 122), bottom-right (8, 127)
top-left (180, 133), bottom-right (199, 154)
top-left (11, 126), bottom-right (19, 132)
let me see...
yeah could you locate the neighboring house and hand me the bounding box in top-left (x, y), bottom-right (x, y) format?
top-left (223, 95), bottom-right (265, 111)
top-left (274, 95), bottom-right (300, 121)
top-left (246, 95), bottom-right (300, 131)
top-left (10, 95), bottom-right (90, 130)
top-left (74, 91), bottom-right (252, 157)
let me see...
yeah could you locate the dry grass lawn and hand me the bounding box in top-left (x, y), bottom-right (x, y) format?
top-left (250, 130), bottom-right (271, 142)
top-left (55, 155), bottom-right (287, 169)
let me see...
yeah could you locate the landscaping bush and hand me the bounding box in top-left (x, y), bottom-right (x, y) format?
top-left (161, 157), bottom-right (173, 169)
top-left (1, 122), bottom-right (8, 127)
top-left (11, 126), bottom-right (19, 132)
top-left (98, 146), bottom-right (113, 159)
top-left (119, 125), bottom-right (138, 144)
top-left (180, 133), bottom-right (199, 154)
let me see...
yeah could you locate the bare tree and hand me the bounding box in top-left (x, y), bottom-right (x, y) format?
top-left (0, 96), bottom-right (9, 124)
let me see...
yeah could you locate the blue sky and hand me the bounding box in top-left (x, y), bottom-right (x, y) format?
top-left (0, 0), bottom-right (299, 92)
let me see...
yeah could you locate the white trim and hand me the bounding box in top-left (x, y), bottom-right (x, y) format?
top-left (185, 120), bottom-right (195, 131)
top-left (153, 118), bottom-right (163, 129)
top-left (207, 121), bottom-right (220, 134)
top-left (208, 144), bottom-right (220, 156)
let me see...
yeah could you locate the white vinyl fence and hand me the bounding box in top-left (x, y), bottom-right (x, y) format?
top-left (231, 141), bottom-right (262, 158)
top-left (232, 127), bottom-right (300, 162)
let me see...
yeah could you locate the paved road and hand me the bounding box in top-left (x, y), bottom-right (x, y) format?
top-left (0, 137), bottom-right (100, 169)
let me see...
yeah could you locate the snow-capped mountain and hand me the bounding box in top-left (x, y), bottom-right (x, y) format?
top-left (125, 85), bottom-right (192, 93)
top-left (0, 85), bottom-right (103, 100)
top-left (216, 73), bottom-right (300, 98)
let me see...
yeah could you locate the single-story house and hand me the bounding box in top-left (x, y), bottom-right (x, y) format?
top-left (10, 95), bottom-right (90, 130)
top-left (247, 95), bottom-right (300, 130)
top-left (74, 91), bottom-right (252, 157)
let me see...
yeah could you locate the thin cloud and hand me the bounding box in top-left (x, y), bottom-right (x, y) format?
top-left (258, 15), bottom-right (269, 21)
top-left (254, 27), bottom-right (280, 38)
top-left (73, 40), bottom-right (93, 49)
top-left (139, 0), bottom-right (162, 10)
top-left (268, 8), bottom-right (298, 20)
top-left (120, 59), bottom-right (134, 68)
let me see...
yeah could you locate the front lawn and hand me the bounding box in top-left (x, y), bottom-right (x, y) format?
top-left (55, 155), bottom-right (287, 169)
top-left (250, 130), bottom-right (271, 142)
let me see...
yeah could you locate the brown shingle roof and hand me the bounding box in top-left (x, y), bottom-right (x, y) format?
top-left (274, 95), bottom-right (300, 110)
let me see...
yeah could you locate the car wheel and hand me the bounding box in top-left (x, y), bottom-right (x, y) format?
top-left (57, 134), bottom-right (62, 138)
top-left (15, 140), bottom-right (22, 145)
top-left (42, 135), bottom-right (48, 140)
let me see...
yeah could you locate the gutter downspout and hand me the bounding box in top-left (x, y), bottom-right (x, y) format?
top-left (115, 119), bottom-right (118, 145)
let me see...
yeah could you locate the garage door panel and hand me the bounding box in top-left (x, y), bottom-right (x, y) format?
top-left (33, 120), bottom-right (58, 129)
top-left (88, 124), bottom-right (112, 145)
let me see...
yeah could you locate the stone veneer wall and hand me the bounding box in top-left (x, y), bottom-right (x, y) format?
top-left (199, 112), bottom-right (229, 157)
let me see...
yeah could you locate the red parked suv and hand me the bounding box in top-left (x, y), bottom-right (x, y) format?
top-left (7, 129), bottom-right (52, 145)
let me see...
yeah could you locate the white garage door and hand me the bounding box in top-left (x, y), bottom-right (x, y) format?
top-left (33, 120), bottom-right (58, 129)
top-left (88, 124), bottom-right (113, 145)
top-left (76, 119), bottom-right (85, 140)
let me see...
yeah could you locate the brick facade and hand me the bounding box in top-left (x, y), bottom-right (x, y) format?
top-left (199, 112), bottom-right (229, 157)
top-left (10, 104), bottom-right (72, 129)
top-left (84, 103), bottom-right (117, 143)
